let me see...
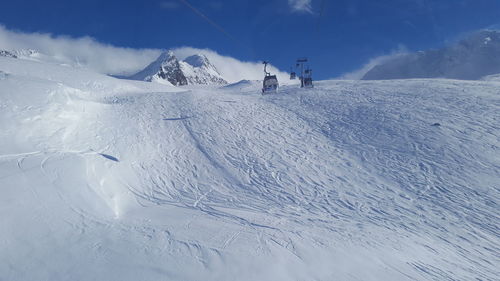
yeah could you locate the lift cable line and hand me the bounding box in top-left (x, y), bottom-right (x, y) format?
top-left (316, 0), bottom-right (327, 34)
top-left (177, 0), bottom-right (256, 57)
top-left (178, 0), bottom-right (234, 42)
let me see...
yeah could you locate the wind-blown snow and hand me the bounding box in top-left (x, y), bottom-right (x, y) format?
top-left (0, 56), bottom-right (499, 280)
top-left (0, 25), bottom-right (161, 76)
top-left (338, 46), bottom-right (408, 80)
top-left (0, 26), bottom-right (288, 81)
top-left (362, 30), bottom-right (500, 80)
top-left (173, 47), bottom-right (290, 83)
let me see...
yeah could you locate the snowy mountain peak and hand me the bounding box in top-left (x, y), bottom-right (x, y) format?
top-left (150, 50), bottom-right (175, 66)
top-left (184, 54), bottom-right (210, 67)
top-left (456, 30), bottom-right (500, 50)
top-left (362, 30), bottom-right (500, 80)
top-left (130, 50), bottom-right (227, 86)
top-left (160, 50), bottom-right (176, 63)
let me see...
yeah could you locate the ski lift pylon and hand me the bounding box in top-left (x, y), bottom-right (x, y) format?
top-left (296, 58), bottom-right (313, 88)
top-left (303, 68), bottom-right (313, 88)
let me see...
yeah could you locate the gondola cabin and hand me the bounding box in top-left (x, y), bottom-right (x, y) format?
top-left (262, 61), bottom-right (279, 94)
top-left (263, 75), bottom-right (279, 94)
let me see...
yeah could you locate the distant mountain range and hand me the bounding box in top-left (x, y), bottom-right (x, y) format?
top-left (129, 51), bottom-right (227, 86)
top-left (0, 50), bottom-right (17, 58)
top-left (362, 30), bottom-right (500, 80)
top-left (0, 49), bottom-right (52, 62)
top-left (4, 30), bottom-right (500, 83)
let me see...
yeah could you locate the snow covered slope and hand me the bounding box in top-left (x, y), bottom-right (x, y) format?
top-left (363, 30), bottom-right (500, 80)
top-left (130, 50), bottom-right (227, 86)
top-left (1, 56), bottom-right (499, 280)
top-left (482, 73), bottom-right (500, 81)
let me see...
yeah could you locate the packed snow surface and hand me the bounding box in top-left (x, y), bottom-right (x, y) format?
top-left (1, 57), bottom-right (499, 280)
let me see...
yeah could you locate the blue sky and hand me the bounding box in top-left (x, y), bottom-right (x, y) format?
top-left (1, 0), bottom-right (500, 79)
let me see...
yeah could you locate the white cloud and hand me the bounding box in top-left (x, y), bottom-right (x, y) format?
top-left (338, 46), bottom-right (408, 80)
top-left (0, 25), bottom-right (161, 75)
top-left (0, 25), bottom-right (290, 83)
top-left (288, 0), bottom-right (313, 14)
top-left (172, 47), bottom-right (290, 83)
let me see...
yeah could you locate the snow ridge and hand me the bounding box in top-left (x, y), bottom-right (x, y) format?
top-left (363, 30), bottom-right (500, 80)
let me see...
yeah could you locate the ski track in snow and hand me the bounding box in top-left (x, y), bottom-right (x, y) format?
top-left (0, 58), bottom-right (499, 280)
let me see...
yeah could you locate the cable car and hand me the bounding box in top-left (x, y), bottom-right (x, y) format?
top-left (290, 67), bottom-right (296, 80)
top-left (263, 75), bottom-right (278, 93)
top-left (262, 61), bottom-right (279, 94)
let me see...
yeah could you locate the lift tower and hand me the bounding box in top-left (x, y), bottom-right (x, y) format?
top-left (296, 58), bottom-right (308, 88)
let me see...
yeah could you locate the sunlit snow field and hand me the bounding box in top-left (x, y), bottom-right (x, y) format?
top-left (0, 57), bottom-right (499, 280)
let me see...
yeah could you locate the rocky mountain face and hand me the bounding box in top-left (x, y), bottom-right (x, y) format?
top-left (362, 30), bottom-right (500, 80)
top-left (0, 50), bottom-right (17, 58)
top-left (156, 51), bottom-right (188, 86)
top-left (130, 51), bottom-right (227, 86)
